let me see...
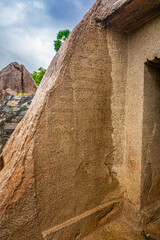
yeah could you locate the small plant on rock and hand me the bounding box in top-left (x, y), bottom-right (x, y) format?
top-left (54, 30), bottom-right (71, 52)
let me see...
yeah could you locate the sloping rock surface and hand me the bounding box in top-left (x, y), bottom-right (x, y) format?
top-left (0, 0), bottom-right (160, 240)
top-left (0, 2), bottom-right (123, 239)
top-left (0, 62), bottom-right (37, 102)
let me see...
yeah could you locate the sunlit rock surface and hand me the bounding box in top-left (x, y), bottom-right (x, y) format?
top-left (0, 0), bottom-right (160, 239)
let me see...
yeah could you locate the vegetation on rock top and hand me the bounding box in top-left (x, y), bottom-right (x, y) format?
top-left (31, 30), bottom-right (71, 86)
top-left (54, 29), bottom-right (71, 52)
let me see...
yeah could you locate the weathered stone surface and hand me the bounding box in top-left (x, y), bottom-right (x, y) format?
top-left (0, 0), bottom-right (160, 239)
top-left (83, 220), bottom-right (145, 240)
top-left (95, 0), bottom-right (160, 32)
top-left (0, 62), bottom-right (37, 102)
top-left (0, 94), bottom-right (34, 157)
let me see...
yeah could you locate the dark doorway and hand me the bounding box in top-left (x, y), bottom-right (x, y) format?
top-left (141, 58), bottom-right (160, 211)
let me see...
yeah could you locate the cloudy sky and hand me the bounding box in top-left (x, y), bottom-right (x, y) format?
top-left (0, 0), bottom-right (95, 73)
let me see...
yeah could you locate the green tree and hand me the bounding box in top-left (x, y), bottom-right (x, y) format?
top-left (31, 67), bottom-right (46, 86)
top-left (54, 29), bottom-right (71, 52)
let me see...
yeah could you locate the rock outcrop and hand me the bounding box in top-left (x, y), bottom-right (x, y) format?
top-left (0, 62), bottom-right (37, 102)
top-left (0, 0), bottom-right (160, 239)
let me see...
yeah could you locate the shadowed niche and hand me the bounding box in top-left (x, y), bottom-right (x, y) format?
top-left (141, 57), bottom-right (160, 221)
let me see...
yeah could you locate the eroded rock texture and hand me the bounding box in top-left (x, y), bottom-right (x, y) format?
top-left (0, 0), bottom-right (160, 239)
top-left (0, 4), bottom-right (123, 240)
top-left (0, 62), bottom-right (37, 102)
top-left (0, 94), bottom-right (34, 156)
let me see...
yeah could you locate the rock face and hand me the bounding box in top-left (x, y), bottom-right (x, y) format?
top-left (0, 62), bottom-right (37, 102)
top-left (0, 0), bottom-right (160, 240)
top-left (0, 94), bottom-right (34, 156)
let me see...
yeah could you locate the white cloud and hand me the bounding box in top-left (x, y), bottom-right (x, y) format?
top-left (33, 1), bottom-right (44, 9)
top-left (72, 0), bottom-right (83, 9)
top-left (28, 1), bottom-right (45, 10)
top-left (0, 2), bottom-right (25, 26)
top-left (64, 0), bottom-right (84, 9)
top-left (0, 0), bottom-right (95, 72)
top-left (0, 1), bottom-right (46, 27)
top-left (3, 27), bottom-right (57, 71)
top-left (0, 0), bottom-right (55, 71)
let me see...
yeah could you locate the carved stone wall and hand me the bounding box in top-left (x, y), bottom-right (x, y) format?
top-left (0, 0), bottom-right (160, 239)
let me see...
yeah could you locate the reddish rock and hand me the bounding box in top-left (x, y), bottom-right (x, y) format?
top-left (0, 62), bottom-right (37, 102)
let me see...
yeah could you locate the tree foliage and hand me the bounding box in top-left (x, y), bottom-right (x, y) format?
top-left (31, 30), bottom-right (71, 86)
top-left (31, 67), bottom-right (46, 86)
top-left (54, 30), bottom-right (71, 52)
